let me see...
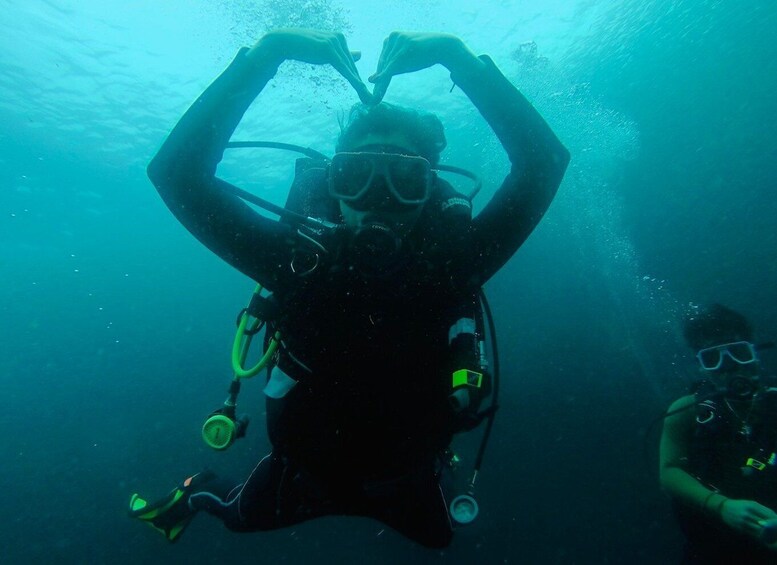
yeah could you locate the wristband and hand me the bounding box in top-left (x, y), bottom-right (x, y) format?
top-left (702, 491), bottom-right (717, 512)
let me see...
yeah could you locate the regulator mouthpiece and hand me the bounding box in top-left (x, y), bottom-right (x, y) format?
top-left (727, 375), bottom-right (757, 399)
top-left (350, 222), bottom-right (403, 278)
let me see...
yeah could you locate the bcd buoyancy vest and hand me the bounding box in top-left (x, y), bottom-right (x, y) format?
top-left (689, 384), bottom-right (777, 507)
top-left (261, 159), bottom-right (492, 455)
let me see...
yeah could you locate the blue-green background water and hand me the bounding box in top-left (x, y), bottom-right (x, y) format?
top-left (1, 0), bottom-right (776, 562)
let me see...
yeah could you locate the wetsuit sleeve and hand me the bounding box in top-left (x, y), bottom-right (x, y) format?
top-left (449, 56), bottom-right (570, 285)
top-left (659, 395), bottom-right (728, 517)
top-left (147, 48), bottom-right (296, 291)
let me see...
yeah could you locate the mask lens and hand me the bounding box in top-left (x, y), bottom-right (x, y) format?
top-left (698, 348), bottom-right (723, 370)
top-left (727, 342), bottom-right (756, 364)
top-left (387, 157), bottom-right (430, 203)
top-left (331, 154), bottom-right (374, 200)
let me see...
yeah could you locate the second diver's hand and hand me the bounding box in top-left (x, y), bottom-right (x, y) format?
top-left (245, 28), bottom-right (374, 105)
top-left (720, 498), bottom-right (777, 542)
top-left (369, 31), bottom-right (487, 103)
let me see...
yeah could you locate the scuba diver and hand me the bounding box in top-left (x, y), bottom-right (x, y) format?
top-left (660, 304), bottom-right (777, 563)
top-left (129, 29), bottom-right (569, 548)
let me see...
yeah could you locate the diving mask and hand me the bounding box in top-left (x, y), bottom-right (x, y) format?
top-left (696, 341), bottom-right (758, 371)
top-left (329, 151), bottom-right (433, 211)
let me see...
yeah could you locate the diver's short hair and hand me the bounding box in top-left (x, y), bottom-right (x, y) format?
top-left (682, 303), bottom-right (754, 350)
top-left (336, 103), bottom-right (447, 165)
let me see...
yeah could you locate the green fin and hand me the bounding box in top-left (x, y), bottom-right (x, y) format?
top-left (129, 494), bottom-right (146, 513)
top-left (128, 471), bottom-right (214, 542)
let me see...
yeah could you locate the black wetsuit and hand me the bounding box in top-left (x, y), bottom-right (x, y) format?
top-left (148, 47), bottom-right (569, 548)
top-left (676, 388), bottom-right (777, 563)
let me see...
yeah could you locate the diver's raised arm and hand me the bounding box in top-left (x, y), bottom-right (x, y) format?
top-left (371, 32), bottom-right (570, 284)
top-left (451, 55), bottom-right (569, 284)
top-left (147, 30), bottom-right (370, 289)
top-left (446, 42), bottom-right (569, 284)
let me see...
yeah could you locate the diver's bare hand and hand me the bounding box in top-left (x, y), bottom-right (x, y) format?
top-left (247, 28), bottom-right (373, 105)
top-left (757, 515), bottom-right (777, 550)
top-left (720, 499), bottom-right (777, 539)
top-left (369, 31), bottom-right (483, 103)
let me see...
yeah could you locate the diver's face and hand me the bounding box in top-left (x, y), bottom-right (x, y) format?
top-left (336, 132), bottom-right (427, 233)
top-left (709, 365), bottom-right (760, 399)
top-left (705, 362), bottom-right (759, 385)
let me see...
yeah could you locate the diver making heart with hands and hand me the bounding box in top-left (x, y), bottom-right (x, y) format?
top-left (132, 26), bottom-right (568, 549)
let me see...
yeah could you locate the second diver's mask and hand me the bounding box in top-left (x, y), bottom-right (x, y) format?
top-left (696, 341), bottom-right (759, 371)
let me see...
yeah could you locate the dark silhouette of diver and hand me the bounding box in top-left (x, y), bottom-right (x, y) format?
top-left (130, 29), bottom-right (569, 548)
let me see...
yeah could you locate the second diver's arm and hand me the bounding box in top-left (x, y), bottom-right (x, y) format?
top-left (659, 396), bottom-right (731, 516)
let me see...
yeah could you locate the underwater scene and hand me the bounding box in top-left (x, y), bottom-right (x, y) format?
top-left (1, 1), bottom-right (776, 563)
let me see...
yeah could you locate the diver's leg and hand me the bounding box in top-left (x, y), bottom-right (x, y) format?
top-left (191, 451), bottom-right (338, 532)
top-left (189, 451), bottom-right (284, 531)
top-left (368, 468), bottom-right (454, 548)
top-left (132, 452), bottom-right (342, 538)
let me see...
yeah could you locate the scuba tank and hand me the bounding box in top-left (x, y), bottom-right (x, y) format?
top-left (446, 290), bottom-right (501, 525)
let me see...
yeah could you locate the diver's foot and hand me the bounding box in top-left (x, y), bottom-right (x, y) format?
top-left (129, 470), bottom-right (216, 542)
